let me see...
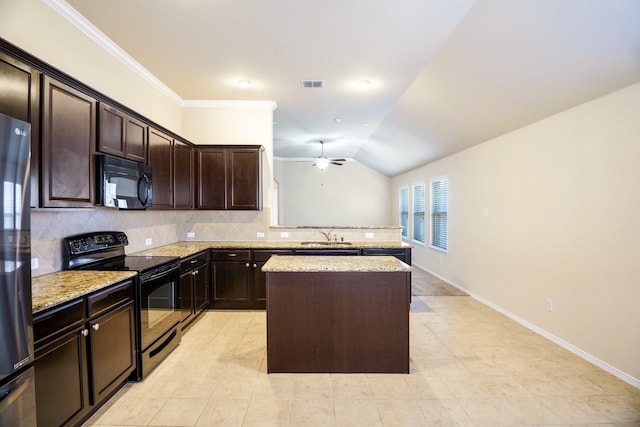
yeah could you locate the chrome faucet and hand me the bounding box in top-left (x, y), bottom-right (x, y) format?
top-left (321, 229), bottom-right (335, 242)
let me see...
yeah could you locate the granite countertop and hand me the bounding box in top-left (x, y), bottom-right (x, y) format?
top-left (32, 270), bottom-right (138, 314)
top-left (262, 255), bottom-right (412, 273)
top-left (133, 240), bottom-right (411, 259)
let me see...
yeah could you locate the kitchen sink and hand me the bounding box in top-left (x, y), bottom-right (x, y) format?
top-left (300, 241), bottom-right (352, 246)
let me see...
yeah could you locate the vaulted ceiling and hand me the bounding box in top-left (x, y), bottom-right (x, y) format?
top-left (63, 0), bottom-right (640, 176)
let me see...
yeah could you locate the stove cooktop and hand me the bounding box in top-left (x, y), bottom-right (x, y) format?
top-left (82, 255), bottom-right (179, 274)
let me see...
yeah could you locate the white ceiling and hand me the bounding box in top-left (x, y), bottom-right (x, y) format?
top-left (62, 0), bottom-right (640, 176)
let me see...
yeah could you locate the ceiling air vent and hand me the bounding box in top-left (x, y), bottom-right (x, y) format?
top-left (301, 80), bottom-right (324, 88)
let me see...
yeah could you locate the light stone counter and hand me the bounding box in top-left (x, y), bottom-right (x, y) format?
top-left (262, 255), bottom-right (411, 273)
top-left (32, 270), bottom-right (138, 314)
top-left (133, 240), bottom-right (411, 259)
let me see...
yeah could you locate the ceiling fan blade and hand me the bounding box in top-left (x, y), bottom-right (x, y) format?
top-left (330, 161), bottom-right (343, 166)
top-left (330, 158), bottom-right (347, 162)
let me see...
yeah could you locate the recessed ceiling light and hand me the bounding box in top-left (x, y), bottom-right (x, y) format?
top-left (237, 80), bottom-right (251, 88)
top-left (357, 80), bottom-right (371, 89)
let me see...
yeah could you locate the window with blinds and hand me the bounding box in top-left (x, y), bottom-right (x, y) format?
top-left (399, 187), bottom-right (409, 238)
top-left (430, 176), bottom-right (448, 251)
top-left (412, 184), bottom-right (425, 243)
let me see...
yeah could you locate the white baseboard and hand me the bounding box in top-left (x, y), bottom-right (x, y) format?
top-left (412, 262), bottom-right (640, 390)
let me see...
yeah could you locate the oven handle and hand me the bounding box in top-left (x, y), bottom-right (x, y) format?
top-left (141, 264), bottom-right (179, 282)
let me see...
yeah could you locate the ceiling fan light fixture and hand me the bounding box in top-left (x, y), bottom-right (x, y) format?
top-left (237, 79), bottom-right (251, 88)
top-left (357, 79), bottom-right (371, 89)
top-left (316, 158), bottom-right (330, 170)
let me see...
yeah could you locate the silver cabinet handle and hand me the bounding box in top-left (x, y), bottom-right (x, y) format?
top-left (81, 329), bottom-right (89, 337)
top-left (92, 324), bottom-right (100, 331)
top-left (228, 253), bottom-right (237, 257)
top-left (190, 259), bottom-right (198, 264)
top-left (253, 263), bottom-right (257, 268)
top-left (245, 263), bottom-right (250, 267)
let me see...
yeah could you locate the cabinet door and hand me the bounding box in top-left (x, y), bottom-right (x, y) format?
top-left (97, 103), bottom-right (125, 158)
top-left (0, 53), bottom-right (40, 208)
top-left (124, 116), bottom-right (147, 163)
top-left (174, 139), bottom-right (194, 209)
top-left (193, 263), bottom-right (209, 312)
top-left (148, 127), bottom-right (173, 209)
top-left (252, 250), bottom-right (293, 305)
top-left (34, 327), bottom-right (89, 427)
top-left (88, 302), bottom-right (136, 405)
top-left (180, 270), bottom-right (194, 325)
top-left (211, 261), bottom-right (251, 304)
top-left (227, 148), bottom-right (261, 210)
top-left (196, 148), bottom-right (226, 209)
top-left (41, 76), bottom-right (95, 208)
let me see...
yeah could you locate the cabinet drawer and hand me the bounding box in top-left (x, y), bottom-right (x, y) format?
top-left (253, 250), bottom-right (293, 262)
top-left (210, 249), bottom-right (251, 262)
top-left (181, 251), bottom-right (208, 273)
top-left (34, 298), bottom-right (86, 347)
top-left (87, 280), bottom-right (134, 318)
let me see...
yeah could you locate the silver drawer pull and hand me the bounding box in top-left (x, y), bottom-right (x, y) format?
top-left (190, 259), bottom-right (198, 264)
top-left (227, 253), bottom-right (237, 257)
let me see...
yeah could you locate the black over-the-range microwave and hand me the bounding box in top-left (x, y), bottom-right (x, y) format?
top-left (97, 154), bottom-right (153, 210)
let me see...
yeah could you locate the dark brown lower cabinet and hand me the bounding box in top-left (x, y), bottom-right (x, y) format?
top-left (34, 325), bottom-right (88, 427)
top-left (210, 249), bottom-right (292, 309)
top-left (33, 280), bottom-right (136, 427)
top-left (180, 251), bottom-right (209, 328)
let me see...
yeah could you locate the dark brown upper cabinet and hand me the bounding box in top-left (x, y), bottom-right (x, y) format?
top-left (148, 126), bottom-right (173, 209)
top-left (98, 103), bottom-right (147, 163)
top-left (173, 138), bottom-right (195, 209)
top-left (41, 75), bottom-right (95, 208)
top-left (0, 52), bottom-right (40, 207)
top-left (196, 146), bottom-right (262, 211)
top-left (196, 147), bottom-right (226, 210)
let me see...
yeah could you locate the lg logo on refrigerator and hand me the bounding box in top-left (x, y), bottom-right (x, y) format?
top-left (14, 127), bottom-right (27, 136)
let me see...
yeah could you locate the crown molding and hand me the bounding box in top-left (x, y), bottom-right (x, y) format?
top-left (45, 0), bottom-right (277, 111)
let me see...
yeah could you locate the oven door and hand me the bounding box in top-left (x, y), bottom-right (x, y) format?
top-left (138, 265), bottom-right (181, 351)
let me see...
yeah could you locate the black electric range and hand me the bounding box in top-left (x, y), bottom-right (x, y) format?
top-left (62, 231), bottom-right (182, 379)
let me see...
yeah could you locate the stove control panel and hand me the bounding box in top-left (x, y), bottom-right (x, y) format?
top-left (65, 231), bottom-right (128, 255)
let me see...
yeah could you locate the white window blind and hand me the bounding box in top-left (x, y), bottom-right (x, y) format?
top-left (430, 177), bottom-right (448, 250)
top-left (399, 187), bottom-right (409, 238)
top-left (412, 184), bottom-right (425, 243)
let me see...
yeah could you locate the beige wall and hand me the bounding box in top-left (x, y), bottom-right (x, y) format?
top-left (276, 159), bottom-right (393, 226)
top-left (392, 83), bottom-right (640, 386)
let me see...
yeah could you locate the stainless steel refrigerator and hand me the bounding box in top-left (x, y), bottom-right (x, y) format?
top-left (0, 113), bottom-right (36, 426)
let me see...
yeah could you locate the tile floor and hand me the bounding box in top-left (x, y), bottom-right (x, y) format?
top-left (85, 296), bottom-right (640, 426)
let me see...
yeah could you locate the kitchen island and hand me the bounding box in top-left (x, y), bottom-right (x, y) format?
top-left (263, 255), bottom-right (411, 374)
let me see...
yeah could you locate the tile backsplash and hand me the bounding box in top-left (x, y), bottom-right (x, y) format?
top-left (31, 207), bottom-right (401, 276)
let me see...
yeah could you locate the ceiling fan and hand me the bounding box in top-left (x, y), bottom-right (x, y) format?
top-left (307, 141), bottom-right (346, 170)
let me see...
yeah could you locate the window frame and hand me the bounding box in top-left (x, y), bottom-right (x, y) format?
top-left (411, 183), bottom-right (426, 245)
top-left (399, 186), bottom-right (409, 239)
top-left (429, 176), bottom-right (448, 252)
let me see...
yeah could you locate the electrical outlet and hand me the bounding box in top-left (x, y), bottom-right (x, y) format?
top-left (256, 232), bottom-right (265, 238)
top-left (482, 208), bottom-right (489, 218)
top-left (187, 232), bottom-right (195, 238)
top-left (31, 258), bottom-right (39, 270)
top-left (365, 232), bottom-right (374, 239)
top-left (145, 238), bottom-right (153, 246)
top-left (546, 298), bottom-right (553, 312)
top-left (280, 232), bottom-right (289, 238)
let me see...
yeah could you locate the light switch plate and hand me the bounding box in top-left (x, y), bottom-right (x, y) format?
top-left (187, 232), bottom-right (195, 238)
top-left (280, 232), bottom-right (289, 238)
top-left (31, 258), bottom-right (39, 270)
top-left (365, 232), bottom-right (374, 239)
top-left (257, 232), bottom-right (265, 238)
top-left (145, 238), bottom-right (152, 246)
